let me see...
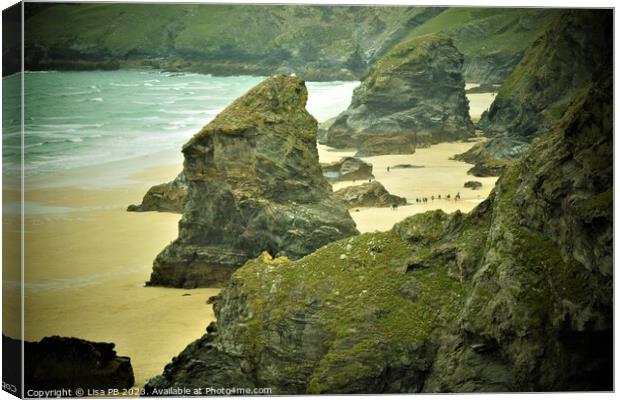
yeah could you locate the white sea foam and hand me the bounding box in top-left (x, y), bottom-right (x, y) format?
top-left (11, 71), bottom-right (356, 180)
top-left (109, 82), bottom-right (140, 87)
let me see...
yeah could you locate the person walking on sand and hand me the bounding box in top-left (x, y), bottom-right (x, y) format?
top-left (387, 166), bottom-right (390, 172)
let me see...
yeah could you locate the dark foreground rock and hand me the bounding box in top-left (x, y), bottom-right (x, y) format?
top-left (128, 172), bottom-right (187, 213)
top-left (3, 335), bottom-right (134, 394)
top-left (326, 34), bottom-right (474, 156)
top-left (148, 76), bottom-right (358, 288)
top-left (145, 74), bottom-right (612, 394)
top-left (321, 157), bottom-right (374, 182)
top-left (460, 10), bottom-right (612, 176)
top-left (334, 181), bottom-right (407, 208)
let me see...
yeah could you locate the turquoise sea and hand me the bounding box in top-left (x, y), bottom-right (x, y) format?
top-left (2, 71), bottom-right (358, 178)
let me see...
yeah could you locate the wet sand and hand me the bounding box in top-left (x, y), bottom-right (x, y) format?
top-left (4, 162), bottom-right (219, 387)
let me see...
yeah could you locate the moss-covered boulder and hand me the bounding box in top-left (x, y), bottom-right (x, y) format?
top-left (148, 76), bottom-right (358, 288)
top-left (334, 181), bottom-right (407, 208)
top-left (146, 227), bottom-right (466, 394)
top-left (459, 10), bottom-right (612, 176)
top-left (326, 34), bottom-right (474, 156)
top-left (145, 71), bottom-right (611, 393)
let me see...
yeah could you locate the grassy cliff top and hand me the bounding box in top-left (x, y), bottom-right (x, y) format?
top-left (403, 7), bottom-right (557, 58)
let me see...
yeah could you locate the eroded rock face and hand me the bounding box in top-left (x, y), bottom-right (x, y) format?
top-left (326, 34), bottom-right (474, 156)
top-left (2, 335), bottom-right (135, 392)
top-left (461, 10), bottom-right (612, 176)
top-left (127, 172), bottom-right (187, 213)
top-left (321, 157), bottom-right (374, 182)
top-left (145, 74), bottom-right (611, 393)
top-left (335, 181), bottom-right (407, 208)
top-left (425, 76), bottom-right (613, 392)
top-left (148, 76), bottom-right (358, 288)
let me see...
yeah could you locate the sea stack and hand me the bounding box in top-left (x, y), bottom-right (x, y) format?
top-left (148, 76), bottom-right (358, 288)
top-left (326, 33), bottom-right (474, 156)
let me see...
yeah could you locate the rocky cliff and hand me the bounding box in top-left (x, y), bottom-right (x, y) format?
top-left (145, 73), bottom-right (612, 393)
top-left (18, 5), bottom-right (554, 82)
top-left (326, 34), bottom-right (474, 156)
top-left (148, 76), bottom-right (358, 288)
top-left (127, 172), bottom-right (187, 213)
top-left (22, 4), bottom-right (442, 80)
top-left (3, 335), bottom-right (135, 393)
top-left (459, 9), bottom-right (612, 176)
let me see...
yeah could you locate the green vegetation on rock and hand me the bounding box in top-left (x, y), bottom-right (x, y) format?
top-left (19, 4), bottom-right (557, 82)
top-left (22, 4), bottom-right (441, 80)
top-left (145, 69), bottom-right (612, 394)
top-left (456, 9), bottom-right (612, 177)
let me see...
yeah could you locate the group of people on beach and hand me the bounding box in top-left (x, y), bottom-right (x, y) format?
top-left (414, 192), bottom-right (461, 204)
top-left (389, 191), bottom-right (463, 210)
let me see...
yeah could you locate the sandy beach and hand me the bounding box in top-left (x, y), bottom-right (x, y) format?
top-left (465, 83), bottom-right (496, 123)
top-left (320, 141), bottom-right (497, 232)
top-left (4, 159), bottom-right (220, 387)
top-left (3, 83), bottom-right (497, 388)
